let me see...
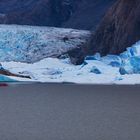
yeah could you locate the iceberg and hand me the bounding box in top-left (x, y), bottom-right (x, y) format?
top-left (90, 66), bottom-right (101, 74)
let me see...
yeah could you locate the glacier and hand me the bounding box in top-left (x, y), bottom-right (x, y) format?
top-left (1, 53), bottom-right (140, 84)
top-left (0, 25), bottom-right (90, 63)
top-left (2, 40), bottom-right (140, 84)
top-left (119, 41), bottom-right (140, 74)
top-left (0, 25), bottom-right (140, 84)
top-left (88, 41), bottom-right (140, 75)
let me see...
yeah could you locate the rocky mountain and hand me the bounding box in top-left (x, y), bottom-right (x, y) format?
top-left (68, 0), bottom-right (140, 64)
top-left (0, 0), bottom-right (115, 30)
top-left (87, 0), bottom-right (140, 56)
top-left (63, 0), bottom-right (116, 30)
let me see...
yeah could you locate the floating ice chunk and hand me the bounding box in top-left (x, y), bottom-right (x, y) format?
top-left (0, 74), bottom-right (17, 82)
top-left (101, 55), bottom-right (122, 67)
top-left (119, 67), bottom-right (132, 75)
top-left (119, 57), bottom-right (140, 75)
top-left (90, 66), bottom-right (101, 74)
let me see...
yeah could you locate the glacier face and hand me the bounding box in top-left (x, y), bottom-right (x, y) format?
top-left (119, 41), bottom-right (140, 74)
top-left (0, 25), bottom-right (90, 63)
top-left (88, 41), bottom-right (140, 75)
top-left (84, 40), bottom-right (140, 75)
top-left (0, 25), bottom-right (140, 83)
top-left (2, 40), bottom-right (140, 84)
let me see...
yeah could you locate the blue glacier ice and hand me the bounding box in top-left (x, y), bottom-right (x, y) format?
top-left (119, 56), bottom-right (140, 74)
top-left (0, 74), bottom-right (16, 82)
top-left (90, 66), bottom-right (101, 74)
top-left (119, 41), bottom-right (140, 74)
top-left (120, 42), bottom-right (140, 59)
top-left (101, 55), bottom-right (122, 67)
top-left (84, 41), bottom-right (140, 75)
top-left (0, 25), bottom-right (90, 63)
top-left (98, 41), bottom-right (140, 74)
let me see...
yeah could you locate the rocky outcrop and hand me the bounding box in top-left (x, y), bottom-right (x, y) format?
top-left (63, 0), bottom-right (116, 30)
top-left (68, 0), bottom-right (140, 64)
top-left (0, 0), bottom-right (76, 26)
top-left (0, 0), bottom-right (115, 30)
top-left (0, 64), bottom-right (31, 79)
top-left (0, 69), bottom-right (31, 79)
top-left (87, 0), bottom-right (140, 56)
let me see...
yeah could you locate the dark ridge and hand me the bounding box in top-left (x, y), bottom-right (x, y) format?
top-left (87, 0), bottom-right (140, 56)
top-left (68, 0), bottom-right (140, 65)
top-left (63, 0), bottom-right (116, 30)
top-left (0, 0), bottom-right (115, 30)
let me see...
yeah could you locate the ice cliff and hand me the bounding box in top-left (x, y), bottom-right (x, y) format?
top-left (0, 25), bottom-right (90, 63)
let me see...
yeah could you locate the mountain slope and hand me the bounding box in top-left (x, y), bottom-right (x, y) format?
top-left (0, 0), bottom-right (116, 30)
top-left (87, 0), bottom-right (140, 56)
top-left (63, 0), bottom-right (116, 30)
